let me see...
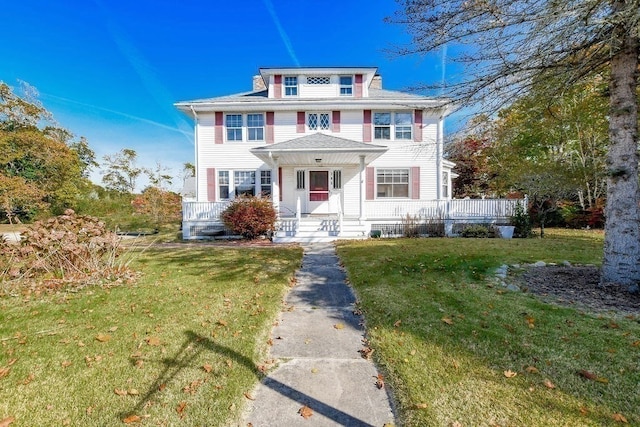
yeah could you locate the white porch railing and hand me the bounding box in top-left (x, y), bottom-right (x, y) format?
top-left (364, 198), bottom-right (526, 220)
top-left (182, 201), bottom-right (230, 221)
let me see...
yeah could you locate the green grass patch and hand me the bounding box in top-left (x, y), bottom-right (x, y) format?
top-left (337, 229), bottom-right (639, 426)
top-left (0, 246), bottom-right (302, 425)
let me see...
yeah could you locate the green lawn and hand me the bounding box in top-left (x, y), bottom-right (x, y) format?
top-left (0, 246), bottom-right (302, 426)
top-left (337, 229), bottom-right (639, 426)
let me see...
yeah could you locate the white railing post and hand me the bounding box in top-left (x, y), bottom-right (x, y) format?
top-left (296, 196), bottom-right (301, 233)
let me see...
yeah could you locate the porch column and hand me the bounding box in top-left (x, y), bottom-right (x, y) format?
top-left (272, 156), bottom-right (280, 218)
top-left (359, 155), bottom-right (366, 222)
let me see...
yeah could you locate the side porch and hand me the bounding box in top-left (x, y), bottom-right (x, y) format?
top-left (181, 197), bottom-right (527, 242)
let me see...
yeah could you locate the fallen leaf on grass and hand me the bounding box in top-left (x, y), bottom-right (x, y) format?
top-left (577, 370), bottom-right (608, 383)
top-left (244, 392), bottom-right (255, 400)
top-left (504, 370), bottom-right (517, 378)
top-left (145, 336), bottom-right (161, 346)
top-left (0, 417), bottom-right (15, 427)
top-left (612, 413), bottom-right (628, 423)
top-left (298, 405), bottom-right (313, 419)
top-left (393, 320), bottom-right (402, 327)
top-left (334, 323), bottom-right (345, 330)
top-left (203, 364), bottom-right (213, 373)
top-left (61, 360), bottom-right (72, 368)
top-left (441, 317), bottom-right (453, 325)
top-left (122, 414), bottom-right (141, 424)
top-left (525, 366), bottom-right (539, 374)
top-left (359, 347), bottom-right (374, 360)
top-left (543, 379), bottom-right (556, 389)
top-left (108, 326), bottom-right (118, 332)
top-left (0, 367), bottom-right (10, 379)
top-left (115, 388), bottom-right (128, 396)
top-left (579, 406), bottom-right (589, 415)
top-left (525, 316), bottom-right (535, 328)
top-left (176, 401), bottom-right (187, 415)
top-left (95, 334), bottom-right (111, 343)
top-left (375, 374), bottom-right (385, 389)
top-left (413, 403), bottom-right (428, 409)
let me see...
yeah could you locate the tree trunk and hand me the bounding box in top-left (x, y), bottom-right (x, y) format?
top-left (601, 1), bottom-right (640, 286)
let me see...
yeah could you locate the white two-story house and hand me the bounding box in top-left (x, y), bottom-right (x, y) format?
top-left (177, 66), bottom-right (520, 241)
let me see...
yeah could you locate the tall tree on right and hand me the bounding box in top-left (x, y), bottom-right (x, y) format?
top-left (391, 0), bottom-right (639, 288)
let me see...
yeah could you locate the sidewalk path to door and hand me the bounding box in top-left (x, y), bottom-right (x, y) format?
top-left (242, 242), bottom-right (396, 426)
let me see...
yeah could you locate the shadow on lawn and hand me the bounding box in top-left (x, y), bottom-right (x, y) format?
top-left (120, 330), bottom-right (372, 426)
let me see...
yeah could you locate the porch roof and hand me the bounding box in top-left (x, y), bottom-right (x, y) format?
top-left (250, 133), bottom-right (388, 166)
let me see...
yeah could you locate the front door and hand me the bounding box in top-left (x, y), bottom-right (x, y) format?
top-left (308, 171), bottom-right (329, 213)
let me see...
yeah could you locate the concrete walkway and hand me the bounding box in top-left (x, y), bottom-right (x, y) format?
top-left (243, 242), bottom-right (396, 426)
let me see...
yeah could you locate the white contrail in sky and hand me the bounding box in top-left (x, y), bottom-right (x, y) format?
top-left (92, 0), bottom-right (193, 143)
top-left (262, 0), bottom-right (300, 66)
top-left (42, 92), bottom-right (193, 140)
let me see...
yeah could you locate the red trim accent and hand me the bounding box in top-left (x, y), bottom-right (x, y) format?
top-left (207, 168), bottom-right (216, 201)
top-left (296, 112), bottom-right (305, 133)
top-left (332, 111), bottom-right (340, 132)
top-left (363, 110), bottom-right (372, 142)
top-left (266, 112), bottom-right (275, 144)
top-left (278, 167), bottom-right (283, 202)
top-left (411, 167), bottom-right (420, 199)
top-left (215, 112), bottom-right (223, 144)
top-left (366, 167), bottom-right (375, 200)
top-left (414, 110), bottom-right (423, 142)
top-left (274, 75), bottom-right (282, 99)
top-left (355, 74), bottom-right (363, 98)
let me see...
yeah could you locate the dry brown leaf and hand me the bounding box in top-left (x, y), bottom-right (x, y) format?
top-left (503, 370), bottom-right (517, 378)
top-left (158, 383), bottom-right (166, 391)
top-left (226, 359), bottom-right (233, 369)
top-left (108, 326), bottom-right (118, 332)
top-left (217, 319), bottom-right (228, 327)
top-left (577, 370), bottom-right (608, 383)
top-left (244, 392), bottom-right (256, 400)
top-left (61, 360), bottom-right (72, 368)
top-left (543, 379), bottom-right (556, 389)
top-left (122, 414), bottom-right (141, 424)
top-left (334, 323), bottom-right (345, 330)
top-left (176, 401), bottom-right (187, 414)
top-left (95, 334), bottom-right (111, 343)
top-left (0, 367), bottom-right (10, 379)
top-left (203, 364), bottom-right (213, 373)
top-left (612, 413), bottom-right (628, 423)
top-left (375, 373), bottom-right (385, 389)
top-left (413, 403), bottom-right (428, 409)
top-left (114, 388), bottom-right (128, 396)
top-left (579, 406), bottom-right (589, 415)
top-left (525, 316), bottom-right (535, 328)
top-left (128, 389), bottom-right (139, 396)
top-left (146, 336), bottom-right (161, 346)
top-left (525, 366), bottom-right (539, 374)
top-left (0, 417), bottom-right (15, 427)
top-left (451, 422), bottom-right (463, 427)
top-left (441, 317), bottom-right (453, 325)
top-left (298, 405), bottom-right (313, 419)
top-left (393, 319), bottom-right (402, 327)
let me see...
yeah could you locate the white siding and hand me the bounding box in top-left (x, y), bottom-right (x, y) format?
top-left (274, 111), bottom-right (298, 142)
top-left (337, 110), bottom-right (364, 141)
top-left (341, 166), bottom-right (361, 217)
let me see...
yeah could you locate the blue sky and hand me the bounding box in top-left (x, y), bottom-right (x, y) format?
top-left (1, 0), bottom-right (451, 190)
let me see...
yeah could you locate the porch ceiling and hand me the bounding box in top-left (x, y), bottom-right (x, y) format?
top-left (250, 133), bottom-right (388, 166)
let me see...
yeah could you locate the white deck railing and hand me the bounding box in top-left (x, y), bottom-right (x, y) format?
top-left (182, 198), bottom-right (526, 222)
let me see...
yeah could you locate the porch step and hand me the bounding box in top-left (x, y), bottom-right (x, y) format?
top-left (274, 217), bottom-right (369, 243)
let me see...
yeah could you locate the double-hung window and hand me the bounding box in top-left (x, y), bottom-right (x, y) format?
top-left (339, 76), bottom-right (353, 96)
top-left (218, 171), bottom-right (230, 199)
top-left (234, 171), bottom-right (255, 197)
top-left (395, 112), bottom-right (413, 139)
top-left (374, 113), bottom-right (391, 140)
top-left (260, 170), bottom-right (271, 196)
top-left (308, 113), bottom-right (330, 131)
top-left (226, 114), bottom-right (243, 141)
top-left (376, 169), bottom-right (409, 198)
top-left (442, 171), bottom-right (450, 198)
top-left (247, 114), bottom-right (264, 141)
top-left (284, 76), bottom-right (298, 96)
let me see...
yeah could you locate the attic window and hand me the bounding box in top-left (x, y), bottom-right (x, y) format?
top-left (306, 76), bottom-right (330, 85)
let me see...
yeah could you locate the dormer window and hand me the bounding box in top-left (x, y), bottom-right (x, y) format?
top-left (339, 76), bottom-right (353, 96)
top-left (284, 76), bottom-right (298, 96)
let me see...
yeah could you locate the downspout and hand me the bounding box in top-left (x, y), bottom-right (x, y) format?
top-left (190, 105), bottom-right (199, 200)
top-left (436, 110), bottom-right (444, 200)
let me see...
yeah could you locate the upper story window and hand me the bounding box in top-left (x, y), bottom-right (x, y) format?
top-left (339, 76), bottom-right (353, 96)
top-left (442, 171), bottom-right (450, 198)
top-left (247, 114), bottom-right (264, 141)
top-left (374, 112), bottom-right (413, 140)
top-left (308, 113), bottom-right (330, 131)
top-left (226, 114), bottom-right (243, 141)
top-left (284, 76), bottom-right (298, 96)
top-left (306, 76), bottom-right (330, 85)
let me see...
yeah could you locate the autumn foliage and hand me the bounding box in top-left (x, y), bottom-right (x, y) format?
top-left (131, 187), bottom-right (181, 226)
top-left (0, 209), bottom-right (134, 294)
top-left (220, 196), bottom-right (276, 240)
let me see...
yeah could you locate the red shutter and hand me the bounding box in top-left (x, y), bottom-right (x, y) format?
top-left (207, 168), bottom-right (216, 201)
top-left (332, 111), bottom-right (341, 132)
top-left (366, 167), bottom-right (375, 200)
top-left (215, 112), bottom-right (223, 144)
top-left (363, 110), bottom-right (372, 142)
top-left (278, 167), bottom-right (283, 202)
top-left (355, 74), bottom-right (363, 98)
top-left (296, 112), bottom-right (305, 133)
top-left (274, 74), bottom-right (282, 99)
top-left (266, 112), bottom-right (275, 144)
top-left (411, 167), bottom-right (420, 200)
top-left (414, 110), bottom-right (423, 142)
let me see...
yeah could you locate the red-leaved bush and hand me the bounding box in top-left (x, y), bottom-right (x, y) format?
top-left (1, 209), bottom-right (136, 295)
top-left (220, 196), bottom-right (276, 240)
